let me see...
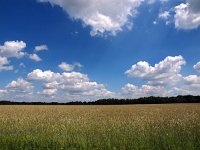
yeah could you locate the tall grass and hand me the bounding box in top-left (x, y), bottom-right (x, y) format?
top-left (0, 104), bottom-right (200, 149)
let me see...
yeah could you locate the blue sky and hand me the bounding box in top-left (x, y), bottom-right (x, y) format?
top-left (0, 0), bottom-right (200, 102)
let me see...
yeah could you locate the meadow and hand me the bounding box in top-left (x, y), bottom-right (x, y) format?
top-left (0, 104), bottom-right (199, 150)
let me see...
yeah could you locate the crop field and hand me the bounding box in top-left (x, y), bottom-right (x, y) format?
top-left (0, 104), bottom-right (200, 150)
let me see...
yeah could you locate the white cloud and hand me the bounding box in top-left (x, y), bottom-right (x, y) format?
top-left (184, 75), bottom-right (200, 88)
top-left (42, 88), bottom-right (57, 95)
top-left (0, 90), bottom-right (8, 95)
top-left (158, 10), bottom-right (172, 25)
top-left (37, 0), bottom-right (144, 36)
top-left (194, 62), bottom-right (200, 72)
top-left (6, 78), bottom-right (34, 93)
top-left (174, 74), bottom-right (200, 96)
top-left (122, 56), bottom-right (200, 98)
top-left (27, 69), bottom-right (113, 98)
top-left (167, 87), bottom-right (191, 96)
top-left (159, 11), bottom-right (170, 20)
top-left (27, 69), bottom-right (61, 82)
top-left (121, 81), bottom-right (200, 99)
top-left (121, 83), bottom-right (166, 98)
top-left (0, 56), bottom-right (13, 72)
top-left (174, 1), bottom-right (200, 30)
top-left (0, 41), bottom-right (26, 58)
top-left (29, 54), bottom-right (42, 62)
top-left (58, 62), bottom-right (82, 72)
top-left (125, 55), bottom-right (186, 85)
top-left (35, 45), bottom-right (48, 52)
top-left (0, 40), bottom-right (44, 71)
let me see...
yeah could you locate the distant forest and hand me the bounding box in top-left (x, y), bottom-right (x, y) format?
top-left (0, 95), bottom-right (200, 105)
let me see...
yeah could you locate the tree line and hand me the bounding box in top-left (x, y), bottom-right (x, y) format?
top-left (0, 95), bottom-right (199, 105)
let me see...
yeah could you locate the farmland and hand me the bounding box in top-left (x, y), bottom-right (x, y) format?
top-left (0, 104), bottom-right (200, 149)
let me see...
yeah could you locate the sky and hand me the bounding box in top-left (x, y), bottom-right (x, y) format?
top-left (0, 0), bottom-right (200, 102)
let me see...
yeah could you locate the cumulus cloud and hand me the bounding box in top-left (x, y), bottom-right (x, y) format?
top-left (37, 0), bottom-right (144, 36)
top-left (59, 62), bottom-right (82, 72)
top-left (1, 57), bottom-right (200, 101)
top-left (6, 78), bottom-right (34, 93)
top-left (167, 87), bottom-right (191, 96)
top-left (174, 1), bottom-right (200, 30)
top-left (0, 40), bottom-right (45, 64)
top-left (0, 78), bottom-right (35, 102)
top-left (27, 69), bottom-right (113, 99)
top-left (125, 55), bottom-right (186, 85)
top-left (122, 55), bottom-right (200, 98)
top-left (27, 69), bottom-right (61, 82)
top-left (0, 40), bottom-right (29, 72)
top-left (0, 90), bottom-right (8, 95)
top-left (35, 45), bottom-right (48, 52)
top-left (194, 62), bottom-right (200, 72)
top-left (174, 74), bottom-right (200, 96)
top-left (0, 40), bottom-right (45, 72)
top-left (29, 54), bottom-right (42, 62)
top-left (121, 83), bottom-right (165, 98)
top-left (121, 82), bottom-right (200, 98)
top-left (0, 41), bottom-right (26, 58)
top-left (0, 56), bottom-right (13, 72)
top-left (42, 88), bottom-right (57, 95)
top-left (184, 75), bottom-right (200, 88)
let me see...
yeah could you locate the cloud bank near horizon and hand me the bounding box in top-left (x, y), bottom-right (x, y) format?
top-left (0, 51), bottom-right (200, 102)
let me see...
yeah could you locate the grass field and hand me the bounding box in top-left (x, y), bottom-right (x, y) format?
top-left (0, 104), bottom-right (200, 150)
